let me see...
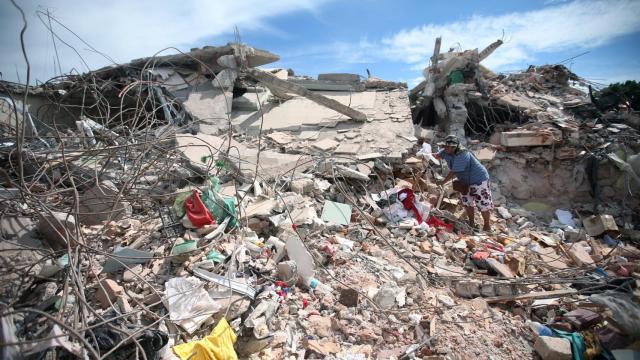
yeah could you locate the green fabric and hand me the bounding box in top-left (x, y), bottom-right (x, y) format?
top-left (200, 176), bottom-right (238, 228)
top-left (173, 192), bottom-right (190, 218)
top-left (449, 70), bottom-right (464, 84)
top-left (206, 251), bottom-right (226, 263)
top-left (552, 329), bottom-right (586, 360)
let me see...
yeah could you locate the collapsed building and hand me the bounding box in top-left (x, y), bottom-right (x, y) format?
top-left (0, 36), bottom-right (639, 360)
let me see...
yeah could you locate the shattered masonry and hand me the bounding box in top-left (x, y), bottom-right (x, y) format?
top-left (1, 35), bottom-right (639, 360)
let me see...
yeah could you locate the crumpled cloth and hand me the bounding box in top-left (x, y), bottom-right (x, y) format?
top-left (398, 189), bottom-right (423, 224)
top-left (184, 190), bottom-right (215, 228)
top-left (173, 318), bottom-right (237, 360)
top-left (426, 214), bottom-right (453, 233)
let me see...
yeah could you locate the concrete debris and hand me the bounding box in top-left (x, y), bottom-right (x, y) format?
top-left (534, 336), bottom-right (573, 360)
top-left (1, 33), bottom-right (639, 360)
top-left (36, 211), bottom-right (78, 250)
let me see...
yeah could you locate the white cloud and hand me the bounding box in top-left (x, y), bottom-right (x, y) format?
top-left (0, 0), bottom-right (330, 83)
top-left (379, 0), bottom-right (640, 71)
top-left (408, 76), bottom-right (424, 87)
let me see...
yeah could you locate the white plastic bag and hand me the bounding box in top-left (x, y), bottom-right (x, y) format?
top-left (164, 277), bottom-right (221, 334)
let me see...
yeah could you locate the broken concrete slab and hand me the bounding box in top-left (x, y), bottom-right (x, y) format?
top-left (289, 206), bottom-right (320, 226)
top-left (266, 131), bottom-right (294, 145)
top-left (500, 129), bottom-right (559, 147)
top-left (129, 43), bottom-right (279, 73)
top-left (485, 258), bottom-right (515, 278)
top-left (312, 138), bottom-right (339, 151)
top-left (245, 198), bottom-right (279, 218)
top-left (496, 207), bottom-right (512, 219)
top-left (496, 93), bottom-right (542, 112)
top-left (334, 143), bottom-right (361, 155)
top-left (183, 88), bottom-right (233, 135)
top-left (177, 133), bottom-right (312, 181)
top-left (536, 247), bottom-right (568, 270)
top-left (245, 68), bottom-right (367, 121)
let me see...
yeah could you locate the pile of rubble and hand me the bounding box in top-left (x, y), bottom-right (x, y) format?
top-left (1, 38), bottom-right (639, 360)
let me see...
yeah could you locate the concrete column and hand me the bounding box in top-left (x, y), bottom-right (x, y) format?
top-left (444, 84), bottom-right (469, 144)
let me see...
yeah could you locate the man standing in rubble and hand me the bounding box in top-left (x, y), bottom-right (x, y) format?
top-left (432, 135), bottom-right (494, 231)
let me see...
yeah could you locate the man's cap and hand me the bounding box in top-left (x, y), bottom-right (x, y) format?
top-left (444, 134), bottom-right (459, 145)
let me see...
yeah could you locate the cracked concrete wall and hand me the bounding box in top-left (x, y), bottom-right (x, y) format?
top-left (490, 157), bottom-right (638, 211)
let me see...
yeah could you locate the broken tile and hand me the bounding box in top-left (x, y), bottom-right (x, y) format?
top-left (321, 200), bottom-right (352, 225)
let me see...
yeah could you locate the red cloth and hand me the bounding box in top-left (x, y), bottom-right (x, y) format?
top-left (471, 251), bottom-right (490, 261)
top-left (426, 215), bottom-right (454, 232)
top-left (184, 190), bottom-right (215, 227)
top-left (397, 188), bottom-right (423, 224)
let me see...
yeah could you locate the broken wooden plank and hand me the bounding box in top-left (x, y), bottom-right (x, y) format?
top-left (485, 289), bottom-right (577, 304)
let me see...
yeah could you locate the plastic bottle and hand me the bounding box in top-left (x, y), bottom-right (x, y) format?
top-left (526, 320), bottom-right (553, 336)
top-left (305, 277), bottom-right (333, 294)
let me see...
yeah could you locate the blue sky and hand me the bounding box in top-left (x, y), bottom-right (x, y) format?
top-left (1, 0), bottom-right (639, 87)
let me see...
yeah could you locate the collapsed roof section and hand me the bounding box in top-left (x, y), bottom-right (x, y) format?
top-left (410, 37), bottom-right (595, 144)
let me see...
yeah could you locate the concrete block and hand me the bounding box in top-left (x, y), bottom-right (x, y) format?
top-left (419, 241), bottom-right (432, 253)
top-left (95, 279), bottom-right (123, 309)
top-left (534, 336), bottom-right (572, 360)
top-left (582, 214), bottom-right (619, 237)
top-left (500, 129), bottom-right (558, 147)
top-left (290, 178), bottom-right (314, 195)
top-left (567, 242), bottom-right (594, 267)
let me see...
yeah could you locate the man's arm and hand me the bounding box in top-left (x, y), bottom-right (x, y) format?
top-left (436, 171), bottom-right (455, 186)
